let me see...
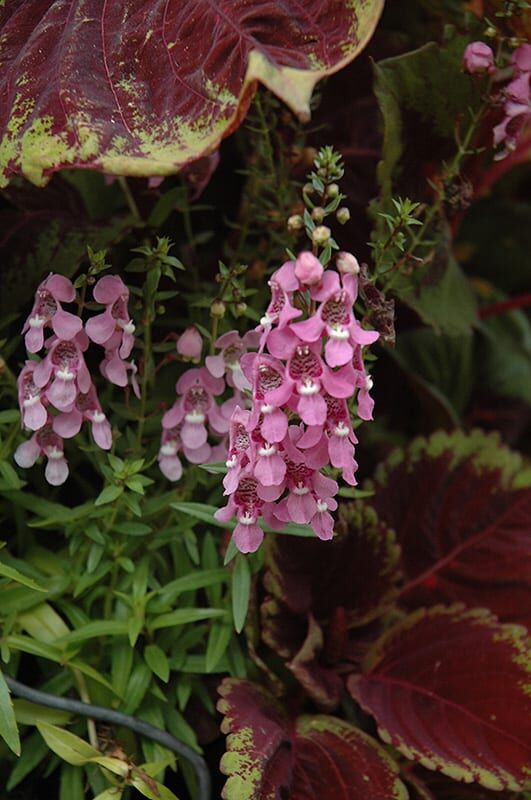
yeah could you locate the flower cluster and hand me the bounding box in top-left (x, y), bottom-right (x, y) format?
top-left (15, 273), bottom-right (136, 485)
top-left (215, 251), bottom-right (378, 553)
top-left (158, 331), bottom-right (257, 481)
top-left (494, 43), bottom-right (531, 159)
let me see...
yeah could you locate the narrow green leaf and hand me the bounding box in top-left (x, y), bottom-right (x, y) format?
top-left (150, 608), bottom-right (226, 631)
top-left (0, 671), bottom-right (20, 755)
top-left (0, 561), bottom-right (47, 591)
top-left (232, 555), bottom-right (251, 634)
top-left (36, 721), bottom-right (98, 765)
top-left (57, 620), bottom-right (129, 645)
top-left (155, 568), bottom-right (228, 606)
top-left (93, 789), bottom-right (123, 800)
top-left (122, 662), bottom-right (152, 715)
top-left (7, 730), bottom-right (48, 790)
top-left (14, 699), bottom-right (71, 726)
top-left (144, 644), bottom-right (170, 683)
top-left (59, 763), bottom-right (84, 800)
top-left (206, 622), bottom-right (232, 672)
top-left (131, 775), bottom-right (180, 800)
top-left (95, 485), bottom-right (123, 506)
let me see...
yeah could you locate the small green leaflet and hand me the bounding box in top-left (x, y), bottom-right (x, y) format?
top-left (232, 555), bottom-right (251, 634)
top-left (0, 672), bottom-right (20, 755)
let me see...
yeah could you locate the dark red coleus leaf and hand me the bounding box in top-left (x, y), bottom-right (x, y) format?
top-left (370, 429), bottom-right (531, 627)
top-left (349, 604), bottom-right (531, 792)
top-left (217, 678), bottom-right (408, 800)
top-left (405, 766), bottom-right (521, 800)
top-left (0, 0), bottom-right (384, 187)
top-left (260, 504), bottom-right (401, 709)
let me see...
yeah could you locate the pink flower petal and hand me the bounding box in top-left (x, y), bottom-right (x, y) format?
top-left (23, 399), bottom-right (47, 431)
top-left (45, 455), bottom-right (69, 486)
top-left (46, 274), bottom-right (76, 303)
top-left (47, 377), bottom-right (77, 410)
top-left (324, 337), bottom-right (353, 368)
top-left (233, 521), bottom-right (263, 554)
top-left (297, 393), bottom-right (327, 426)
top-left (14, 437), bottom-right (41, 468)
top-left (291, 315), bottom-right (323, 343)
top-left (159, 455), bottom-right (183, 482)
top-left (181, 421), bottom-right (208, 450)
top-left (92, 419), bottom-right (112, 450)
top-left (25, 326), bottom-right (45, 354)
top-left (53, 409), bottom-right (83, 438)
top-left (85, 310), bottom-right (116, 344)
top-left (205, 353), bottom-right (225, 378)
top-left (254, 453), bottom-right (286, 487)
top-left (260, 409), bottom-right (288, 443)
top-left (51, 309), bottom-right (83, 341)
top-left (93, 275), bottom-right (126, 304)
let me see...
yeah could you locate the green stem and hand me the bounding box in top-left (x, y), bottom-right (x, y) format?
top-left (136, 307), bottom-right (153, 448)
top-left (73, 670), bottom-right (99, 748)
top-left (118, 177), bottom-right (142, 225)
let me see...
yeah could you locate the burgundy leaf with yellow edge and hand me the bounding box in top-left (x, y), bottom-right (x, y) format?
top-left (370, 430), bottom-right (531, 628)
top-left (349, 604), bottom-right (531, 792)
top-left (0, 0), bottom-right (384, 187)
top-left (260, 503), bottom-right (401, 709)
top-left (217, 677), bottom-right (408, 800)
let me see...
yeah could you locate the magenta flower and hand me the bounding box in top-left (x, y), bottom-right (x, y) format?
top-left (99, 333), bottom-right (140, 396)
top-left (215, 472), bottom-right (279, 553)
top-left (14, 420), bottom-right (69, 486)
top-left (176, 327), bottom-right (203, 362)
top-left (256, 260), bottom-right (301, 347)
top-left (493, 43), bottom-right (531, 159)
top-left (33, 337), bottom-right (91, 412)
top-left (52, 382), bottom-right (112, 450)
top-left (297, 394), bottom-right (359, 486)
top-left (289, 271), bottom-right (379, 368)
top-left (205, 330), bottom-right (259, 391)
top-left (85, 275), bottom-right (135, 358)
top-left (463, 42), bottom-right (495, 75)
top-left (224, 406), bottom-right (252, 494)
top-left (294, 251), bottom-right (324, 286)
top-left (17, 361), bottom-right (47, 431)
top-left (162, 367), bottom-right (227, 459)
top-left (273, 462), bottom-right (338, 540)
top-left (22, 274), bottom-right (82, 354)
top-left (241, 352), bottom-right (289, 443)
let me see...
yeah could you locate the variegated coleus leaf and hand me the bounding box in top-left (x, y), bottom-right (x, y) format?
top-left (260, 503), bottom-right (401, 709)
top-left (369, 429), bottom-right (531, 628)
top-left (349, 604), bottom-right (531, 792)
top-left (217, 678), bottom-right (408, 800)
top-left (0, 0), bottom-right (384, 187)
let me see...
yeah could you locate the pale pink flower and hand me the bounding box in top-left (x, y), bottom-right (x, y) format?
top-left (289, 271), bottom-right (379, 368)
top-left (14, 420), bottom-right (69, 486)
top-left (85, 275), bottom-right (135, 358)
top-left (273, 461), bottom-right (338, 540)
top-left (205, 330), bottom-right (259, 391)
top-left (52, 382), bottom-right (112, 450)
top-left (493, 43), bottom-right (531, 158)
top-left (224, 407), bottom-right (252, 494)
top-left (17, 361), bottom-right (47, 431)
top-left (215, 472), bottom-right (279, 554)
top-left (294, 251), bottom-right (324, 286)
top-left (33, 337), bottom-right (91, 412)
top-left (336, 251), bottom-right (360, 275)
top-left (162, 367), bottom-right (227, 459)
top-left (241, 353), bottom-right (289, 443)
top-left (176, 327), bottom-right (203, 362)
top-left (463, 42), bottom-right (495, 75)
top-left (256, 260), bottom-right (301, 347)
top-left (158, 426), bottom-right (183, 482)
top-left (22, 274), bottom-right (82, 354)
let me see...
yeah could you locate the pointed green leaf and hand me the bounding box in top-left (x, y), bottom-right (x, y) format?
top-left (232, 555), bottom-right (251, 634)
top-left (0, 671), bottom-right (20, 755)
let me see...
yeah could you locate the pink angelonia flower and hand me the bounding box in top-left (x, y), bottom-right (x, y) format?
top-left (241, 353), bottom-right (289, 443)
top-left (294, 251), bottom-right (323, 286)
top-left (250, 429), bottom-right (287, 488)
top-left (17, 361), bottom-right (47, 431)
top-left (224, 407), bottom-right (252, 494)
top-left (99, 331), bottom-right (140, 396)
top-left (85, 275), bottom-right (135, 358)
top-left (176, 327), bottom-right (203, 362)
top-left (33, 337), bottom-right (91, 412)
top-left (357, 372), bottom-right (375, 421)
top-left (290, 270), bottom-right (379, 368)
top-left (297, 394), bottom-right (359, 485)
top-left (52, 382), bottom-right (112, 450)
top-left (256, 260), bottom-right (301, 347)
top-left (215, 473), bottom-right (273, 554)
top-left (493, 43), bottom-right (531, 158)
top-left (14, 420), bottom-right (69, 486)
top-left (336, 251), bottom-right (360, 276)
top-left (158, 426), bottom-right (183, 482)
top-left (463, 42), bottom-right (495, 75)
top-left (274, 461), bottom-right (338, 540)
top-left (22, 274), bottom-right (82, 354)
top-left (206, 330), bottom-right (259, 391)
top-left (162, 367), bottom-right (227, 459)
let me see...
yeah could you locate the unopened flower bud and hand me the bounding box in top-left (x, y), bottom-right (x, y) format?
top-left (326, 183), bottom-right (339, 198)
top-left (295, 251), bottom-right (324, 286)
top-left (287, 214), bottom-right (304, 232)
top-left (336, 207), bottom-right (351, 224)
top-left (302, 182), bottom-right (314, 196)
top-left (312, 225), bottom-right (331, 246)
top-left (210, 299), bottom-right (226, 319)
top-left (463, 42), bottom-right (495, 75)
top-left (311, 206), bottom-right (326, 223)
top-left (234, 302), bottom-right (247, 317)
top-left (176, 326), bottom-right (203, 361)
top-left (337, 251), bottom-right (360, 275)
top-left (484, 26), bottom-right (497, 39)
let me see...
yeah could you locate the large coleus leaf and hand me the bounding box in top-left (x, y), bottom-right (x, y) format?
top-left (349, 604), bottom-right (531, 792)
top-left (217, 678), bottom-right (408, 800)
top-left (260, 503), bottom-right (401, 709)
top-left (370, 429), bottom-right (531, 628)
top-left (0, 0), bottom-right (384, 187)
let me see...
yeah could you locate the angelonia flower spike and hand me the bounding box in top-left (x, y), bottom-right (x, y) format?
top-left (15, 273), bottom-right (136, 485)
top-left (213, 250), bottom-right (379, 554)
